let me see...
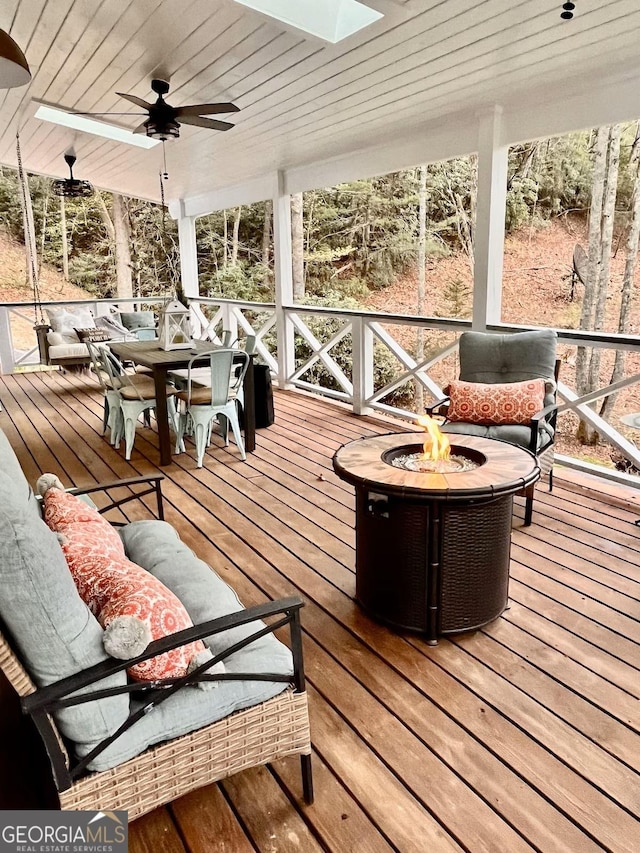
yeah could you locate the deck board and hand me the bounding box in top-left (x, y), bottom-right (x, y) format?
top-left (0, 369), bottom-right (639, 852)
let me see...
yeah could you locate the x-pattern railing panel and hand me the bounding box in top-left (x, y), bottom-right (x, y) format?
top-left (288, 311), bottom-right (353, 396)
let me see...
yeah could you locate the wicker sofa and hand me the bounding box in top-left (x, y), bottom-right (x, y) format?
top-left (0, 425), bottom-right (313, 819)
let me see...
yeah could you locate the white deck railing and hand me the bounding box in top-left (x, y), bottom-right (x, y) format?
top-left (2, 296), bottom-right (640, 488)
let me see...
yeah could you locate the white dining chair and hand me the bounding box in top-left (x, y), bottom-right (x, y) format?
top-left (174, 348), bottom-right (250, 467)
top-left (87, 342), bottom-right (180, 461)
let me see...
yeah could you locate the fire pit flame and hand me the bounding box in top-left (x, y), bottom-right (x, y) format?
top-left (388, 416), bottom-right (480, 473)
top-left (416, 414), bottom-right (451, 463)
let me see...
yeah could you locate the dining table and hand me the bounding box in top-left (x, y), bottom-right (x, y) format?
top-left (107, 338), bottom-right (255, 466)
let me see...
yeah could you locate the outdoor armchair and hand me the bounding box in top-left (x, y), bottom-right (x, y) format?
top-left (426, 328), bottom-right (559, 525)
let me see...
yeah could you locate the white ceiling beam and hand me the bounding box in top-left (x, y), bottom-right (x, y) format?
top-left (171, 173), bottom-right (278, 219)
top-left (501, 67), bottom-right (640, 147)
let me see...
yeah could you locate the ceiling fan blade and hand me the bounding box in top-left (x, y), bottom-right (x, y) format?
top-left (116, 92), bottom-right (154, 110)
top-left (179, 115), bottom-right (235, 131)
top-left (132, 122), bottom-right (149, 135)
top-left (175, 102), bottom-right (240, 117)
top-left (74, 111), bottom-right (148, 117)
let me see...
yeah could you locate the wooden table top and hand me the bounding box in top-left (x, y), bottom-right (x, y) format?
top-left (333, 433), bottom-right (540, 500)
top-left (107, 338), bottom-right (217, 369)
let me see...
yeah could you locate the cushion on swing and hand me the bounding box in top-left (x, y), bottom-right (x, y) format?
top-left (47, 307), bottom-right (96, 344)
top-left (118, 311), bottom-right (156, 332)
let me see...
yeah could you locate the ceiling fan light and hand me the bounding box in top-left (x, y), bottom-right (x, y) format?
top-left (145, 118), bottom-right (180, 140)
top-left (51, 178), bottom-right (94, 198)
top-left (0, 28), bottom-right (31, 88)
top-left (51, 153), bottom-right (93, 198)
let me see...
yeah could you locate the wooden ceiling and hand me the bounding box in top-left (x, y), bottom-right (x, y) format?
top-left (1, 0), bottom-right (639, 208)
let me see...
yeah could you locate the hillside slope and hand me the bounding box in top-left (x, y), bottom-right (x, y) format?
top-left (0, 232), bottom-right (92, 353)
top-left (0, 232), bottom-right (89, 305)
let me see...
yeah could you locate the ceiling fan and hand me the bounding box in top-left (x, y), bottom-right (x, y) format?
top-left (77, 78), bottom-right (239, 140)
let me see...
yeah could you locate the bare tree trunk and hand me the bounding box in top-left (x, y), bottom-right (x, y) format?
top-left (222, 210), bottom-right (228, 269)
top-left (600, 144), bottom-right (640, 420)
top-left (291, 192), bottom-right (305, 300)
top-left (231, 206), bottom-right (242, 265)
top-left (262, 199), bottom-right (272, 271)
top-left (415, 164), bottom-right (427, 412)
top-left (96, 192), bottom-right (116, 242)
top-left (112, 193), bottom-right (133, 299)
top-left (587, 124), bottom-right (621, 394)
top-left (60, 196), bottom-right (69, 281)
top-left (575, 126), bottom-right (609, 442)
top-left (447, 156), bottom-right (476, 276)
top-left (468, 153), bottom-right (477, 276)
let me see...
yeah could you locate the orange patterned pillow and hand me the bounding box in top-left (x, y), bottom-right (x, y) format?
top-left (42, 488), bottom-right (208, 682)
top-left (446, 378), bottom-right (546, 426)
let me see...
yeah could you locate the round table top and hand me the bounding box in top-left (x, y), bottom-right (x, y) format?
top-left (333, 432), bottom-right (540, 500)
top-left (620, 412), bottom-right (640, 429)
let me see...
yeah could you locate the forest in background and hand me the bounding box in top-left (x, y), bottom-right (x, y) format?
top-left (2, 120), bottom-right (640, 452)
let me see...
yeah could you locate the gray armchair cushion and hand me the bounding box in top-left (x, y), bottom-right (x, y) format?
top-left (442, 421), bottom-right (553, 454)
top-left (459, 329), bottom-right (558, 410)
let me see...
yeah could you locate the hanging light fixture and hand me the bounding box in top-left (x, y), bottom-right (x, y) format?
top-left (0, 28), bottom-right (31, 88)
top-left (51, 154), bottom-right (93, 199)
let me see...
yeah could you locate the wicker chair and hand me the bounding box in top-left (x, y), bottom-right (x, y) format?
top-left (426, 329), bottom-right (559, 526)
top-left (0, 477), bottom-right (313, 820)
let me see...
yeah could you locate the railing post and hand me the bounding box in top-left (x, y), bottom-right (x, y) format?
top-left (352, 315), bottom-right (374, 415)
top-left (0, 307), bottom-right (15, 374)
top-left (273, 171), bottom-right (295, 388)
top-left (221, 303), bottom-right (238, 342)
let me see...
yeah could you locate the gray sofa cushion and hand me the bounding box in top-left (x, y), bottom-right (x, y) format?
top-left (0, 427), bottom-right (41, 524)
top-left (71, 520), bottom-right (293, 771)
top-left (0, 469), bottom-right (129, 750)
top-left (118, 311), bottom-right (155, 332)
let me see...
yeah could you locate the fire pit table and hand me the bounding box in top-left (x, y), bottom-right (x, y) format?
top-left (333, 432), bottom-right (539, 643)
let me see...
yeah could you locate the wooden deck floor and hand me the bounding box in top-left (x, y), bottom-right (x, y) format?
top-left (1, 367), bottom-right (639, 852)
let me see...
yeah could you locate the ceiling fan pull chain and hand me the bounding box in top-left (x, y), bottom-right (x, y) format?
top-left (162, 138), bottom-right (169, 180)
top-left (159, 160), bottom-right (171, 302)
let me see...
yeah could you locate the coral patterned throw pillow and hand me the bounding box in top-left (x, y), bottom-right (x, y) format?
top-left (446, 378), bottom-right (546, 426)
top-left (42, 486), bottom-right (209, 682)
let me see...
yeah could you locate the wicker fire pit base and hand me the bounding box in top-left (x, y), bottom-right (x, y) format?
top-left (333, 433), bottom-right (539, 643)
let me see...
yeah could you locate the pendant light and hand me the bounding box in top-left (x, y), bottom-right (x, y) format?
top-left (0, 29), bottom-right (31, 88)
top-left (51, 154), bottom-right (93, 199)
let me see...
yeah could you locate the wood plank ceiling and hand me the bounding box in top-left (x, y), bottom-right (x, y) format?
top-left (0, 0), bottom-right (639, 207)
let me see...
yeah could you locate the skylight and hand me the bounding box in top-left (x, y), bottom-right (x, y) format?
top-left (34, 105), bottom-right (160, 149)
top-left (233, 0), bottom-right (383, 43)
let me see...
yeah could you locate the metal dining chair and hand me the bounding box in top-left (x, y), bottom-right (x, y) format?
top-left (85, 342), bottom-right (123, 444)
top-left (87, 342), bottom-right (180, 461)
top-left (175, 348), bottom-right (250, 466)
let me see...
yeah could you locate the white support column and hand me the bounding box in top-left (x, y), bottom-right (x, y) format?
top-left (177, 202), bottom-right (199, 299)
top-left (273, 171), bottom-right (295, 388)
top-left (472, 106), bottom-right (508, 330)
top-left (0, 308), bottom-right (15, 374)
top-left (352, 315), bottom-right (374, 415)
